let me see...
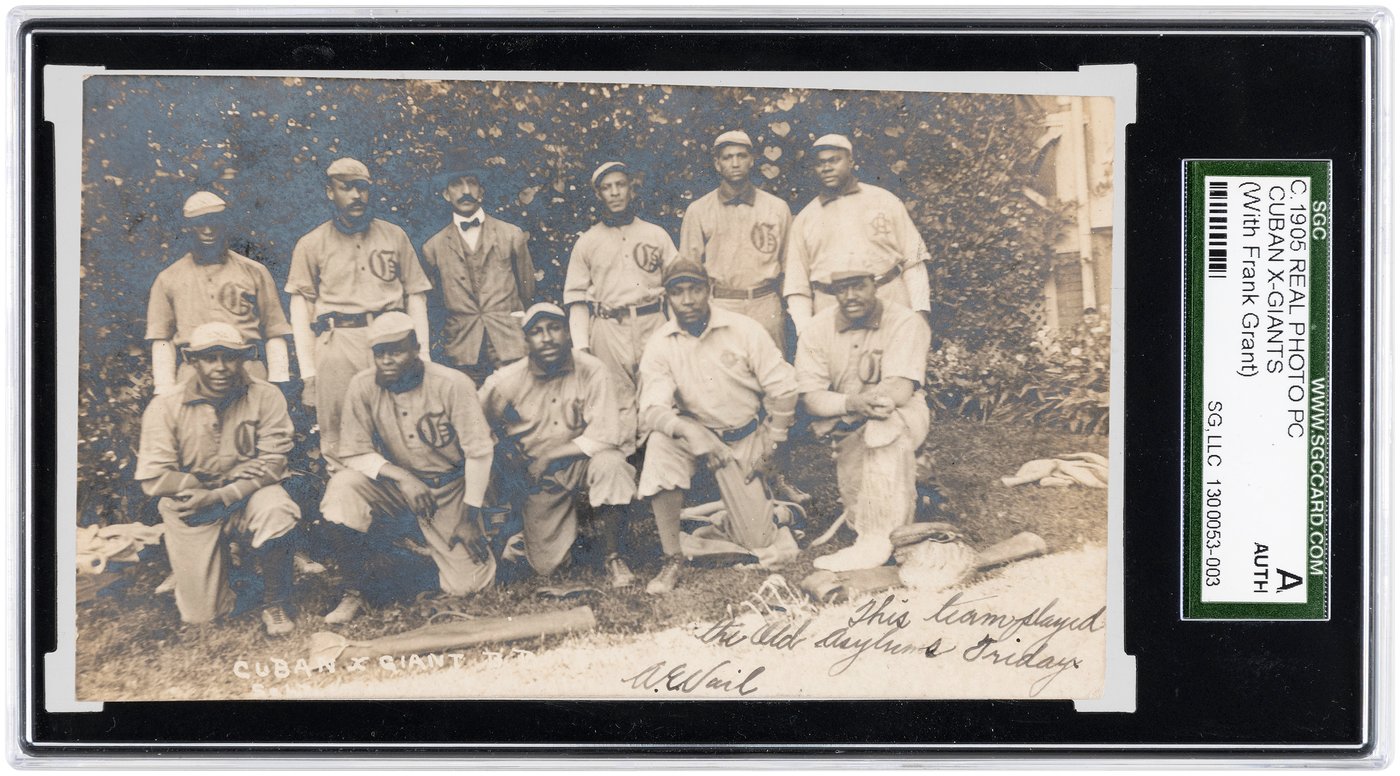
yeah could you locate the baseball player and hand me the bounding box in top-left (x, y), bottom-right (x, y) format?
top-left (784, 134), bottom-right (933, 334)
top-left (285, 157), bottom-right (433, 470)
top-left (562, 161), bottom-right (679, 454)
top-left (318, 313), bottom-right (495, 623)
top-left (146, 191), bottom-right (292, 395)
top-left (677, 130), bottom-right (792, 347)
top-left (636, 259), bottom-right (798, 594)
top-left (478, 302), bottom-right (639, 587)
top-left (795, 271), bottom-right (932, 572)
top-left (134, 322), bottom-right (300, 636)
top-left (421, 148), bottom-right (537, 385)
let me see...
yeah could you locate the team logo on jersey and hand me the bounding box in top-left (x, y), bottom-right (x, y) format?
top-left (368, 250), bottom-right (401, 282)
top-left (720, 350), bottom-right (742, 370)
top-left (750, 222), bottom-right (780, 254)
top-left (857, 348), bottom-right (885, 386)
top-left (564, 398), bottom-right (586, 432)
top-left (632, 243), bottom-right (664, 273)
top-left (217, 283), bottom-right (255, 317)
top-left (416, 411), bottom-right (457, 449)
top-left (233, 420), bottom-right (259, 459)
top-left (868, 212), bottom-right (894, 239)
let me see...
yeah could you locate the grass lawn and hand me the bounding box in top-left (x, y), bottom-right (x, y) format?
top-left (75, 417), bottom-right (1108, 701)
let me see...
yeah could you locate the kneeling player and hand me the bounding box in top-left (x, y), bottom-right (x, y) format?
top-left (319, 313), bottom-right (496, 623)
top-left (479, 303), bottom-right (640, 586)
top-left (134, 323), bottom-right (300, 636)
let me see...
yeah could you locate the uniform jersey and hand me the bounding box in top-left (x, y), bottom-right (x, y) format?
top-left (338, 361), bottom-right (494, 477)
top-left (145, 250), bottom-right (292, 347)
top-left (638, 308), bottom-right (798, 432)
top-left (134, 376), bottom-right (294, 502)
top-left (784, 182), bottom-right (931, 308)
top-left (794, 300), bottom-right (932, 442)
top-left (285, 218), bottom-right (432, 315)
top-left (562, 218), bottom-right (678, 309)
top-left (479, 350), bottom-right (625, 461)
top-left (678, 184), bottom-right (791, 289)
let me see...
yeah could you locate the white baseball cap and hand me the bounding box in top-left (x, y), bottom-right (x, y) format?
top-left (712, 130), bottom-right (754, 151)
top-left (367, 311), bottom-right (416, 347)
top-left (590, 161), bottom-right (630, 188)
top-left (326, 157), bottom-right (371, 182)
top-left (184, 322), bottom-right (253, 356)
top-left (812, 134), bottom-right (854, 152)
top-left (182, 191), bottom-right (227, 219)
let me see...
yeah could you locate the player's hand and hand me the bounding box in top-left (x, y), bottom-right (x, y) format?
top-left (680, 424), bottom-right (735, 471)
top-left (171, 488), bottom-right (219, 520)
top-left (849, 392), bottom-right (895, 420)
top-left (224, 459), bottom-right (271, 482)
top-left (389, 471), bottom-right (436, 518)
top-left (301, 376), bottom-right (317, 409)
top-left (451, 507), bottom-right (491, 564)
top-left (746, 432), bottom-right (781, 484)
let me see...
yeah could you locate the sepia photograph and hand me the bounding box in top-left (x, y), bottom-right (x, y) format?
top-left (69, 72), bottom-right (1118, 702)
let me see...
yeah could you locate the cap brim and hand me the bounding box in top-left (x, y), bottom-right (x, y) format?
top-left (184, 343), bottom-right (255, 357)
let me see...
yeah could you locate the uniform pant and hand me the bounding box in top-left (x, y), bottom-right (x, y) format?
top-left (638, 427), bottom-right (769, 499)
top-left (509, 450), bottom-right (637, 576)
top-left (833, 422), bottom-right (918, 541)
top-left (713, 293), bottom-right (783, 349)
top-left (158, 484), bottom-right (299, 624)
top-left (313, 326), bottom-right (372, 465)
top-left (320, 470), bottom-right (496, 597)
top-left (589, 311), bottom-right (664, 455)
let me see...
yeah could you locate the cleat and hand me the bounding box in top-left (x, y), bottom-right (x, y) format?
top-left (772, 473), bottom-right (812, 508)
top-left (323, 592), bottom-right (363, 624)
top-left (605, 554), bottom-right (637, 589)
top-left (645, 555), bottom-right (686, 596)
top-left (261, 606), bottom-right (294, 637)
top-left (294, 552), bottom-right (326, 575)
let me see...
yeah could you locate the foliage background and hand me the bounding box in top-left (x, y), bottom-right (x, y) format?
top-left (78, 75), bottom-right (1105, 525)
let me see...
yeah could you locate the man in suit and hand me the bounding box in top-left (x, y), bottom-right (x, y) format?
top-left (421, 148), bottom-right (537, 385)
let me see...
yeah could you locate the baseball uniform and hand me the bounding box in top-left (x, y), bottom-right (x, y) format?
top-left (134, 375), bottom-right (299, 624)
top-left (678, 182), bottom-right (792, 346)
top-left (784, 181), bottom-right (933, 315)
top-left (320, 361), bottom-right (496, 597)
top-left (285, 218), bottom-right (432, 462)
top-left (637, 307), bottom-right (798, 499)
top-left (562, 217), bottom-right (678, 452)
top-left (146, 249), bottom-right (291, 382)
top-left (421, 212), bottom-right (536, 383)
top-left (479, 349), bottom-right (637, 575)
top-left (795, 300), bottom-right (932, 568)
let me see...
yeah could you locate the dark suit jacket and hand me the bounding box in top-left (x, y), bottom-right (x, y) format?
top-left (422, 214), bottom-right (537, 366)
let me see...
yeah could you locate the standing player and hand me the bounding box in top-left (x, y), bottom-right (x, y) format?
top-left (134, 323), bottom-right (300, 636)
top-left (285, 158), bottom-right (433, 469)
top-left (479, 303), bottom-right (640, 587)
top-left (784, 134), bottom-right (933, 334)
top-left (677, 130), bottom-right (791, 347)
top-left (421, 148), bottom-right (537, 385)
top-left (146, 191), bottom-right (292, 395)
top-left (795, 271), bottom-right (932, 571)
top-left (318, 313), bottom-right (496, 623)
top-left (636, 260), bottom-right (798, 594)
top-left (562, 161), bottom-right (678, 454)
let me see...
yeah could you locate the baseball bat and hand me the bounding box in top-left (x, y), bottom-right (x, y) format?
top-left (973, 531), bottom-right (1048, 571)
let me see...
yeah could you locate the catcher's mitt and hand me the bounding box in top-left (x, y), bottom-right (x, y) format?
top-left (892, 522), bottom-right (981, 591)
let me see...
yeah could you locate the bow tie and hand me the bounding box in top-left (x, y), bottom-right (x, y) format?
top-left (459, 218), bottom-right (482, 231)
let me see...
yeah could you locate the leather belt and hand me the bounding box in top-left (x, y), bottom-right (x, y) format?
top-left (711, 278), bottom-right (781, 301)
top-left (595, 300), bottom-right (662, 321)
top-left (811, 264), bottom-right (902, 296)
top-left (416, 467), bottom-right (464, 489)
top-left (714, 416), bottom-right (762, 444)
top-left (312, 310), bottom-right (394, 335)
top-left (832, 417), bottom-right (869, 435)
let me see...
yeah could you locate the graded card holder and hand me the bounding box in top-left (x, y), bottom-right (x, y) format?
top-left (1182, 160), bottom-right (1332, 621)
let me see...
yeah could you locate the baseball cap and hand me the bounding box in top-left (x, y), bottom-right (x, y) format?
top-left (367, 311), bottom-right (416, 347)
top-left (182, 191), bottom-right (228, 219)
top-left (662, 259), bottom-right (709, 289)
top-left (326, 157), bottom-right (372, 183)
top-left (712, 130), bottom-right (754, 151)
top-left (812, 134), bottom-right (854, 153)
top-left (590, 161), bottom-right (630, 188)
top-left (183, 322), bottom-right (254, 357)
top-left (519, 302), bottom-right (568, 331)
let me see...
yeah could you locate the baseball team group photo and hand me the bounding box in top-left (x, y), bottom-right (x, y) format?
top-left (72, 74), bottom-right (1116, 701)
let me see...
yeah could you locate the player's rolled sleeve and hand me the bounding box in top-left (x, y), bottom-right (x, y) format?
top-left (449, 374), bottom-right (495, 460)
top-left (254, 264), bottom-right (294, 338)
top-left (336, 374), bottom-right (381, 460)
top-left (750, 326), bottom-right (799, 429)
top-left (133, 400), bottom-right (179, 483)
top-left (782, 223), bottom-right (813, 299)
top-left (678, 204), bottom-right (705, 262)
top-left (794, 324), bottom-right (834, 395)
top-left (884, 310), bottom-right (932, 386)
top-left (284, 235), bottom-right (320, 299)
top-left (397, 230), bottom-right (434, 296)
top-left (561, 235), bottom-right (591, 306)
top-left (144, 276), bottom-right (177, 341)
top-left (575, 364), bottom-right (625, 454)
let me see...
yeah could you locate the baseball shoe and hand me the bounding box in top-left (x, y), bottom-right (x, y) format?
top-left (324, 592), bottom-right (363, 624)
top-left (294, 552), bottom-right (326, 575)
top-left (645, 555), bottom-right (686, 595)
top-left (772, 472), bottom-right (812, 508)
top-left (261, 606), bottom-right (294, 637)
top-left (605, 554), bottom-right (636, 589)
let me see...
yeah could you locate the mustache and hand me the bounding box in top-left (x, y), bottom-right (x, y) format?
top-left (455, 194), bottom-right (480, 206)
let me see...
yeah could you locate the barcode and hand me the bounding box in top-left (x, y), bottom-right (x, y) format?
top-left (1207, 180), bottom-right (1228, 279)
